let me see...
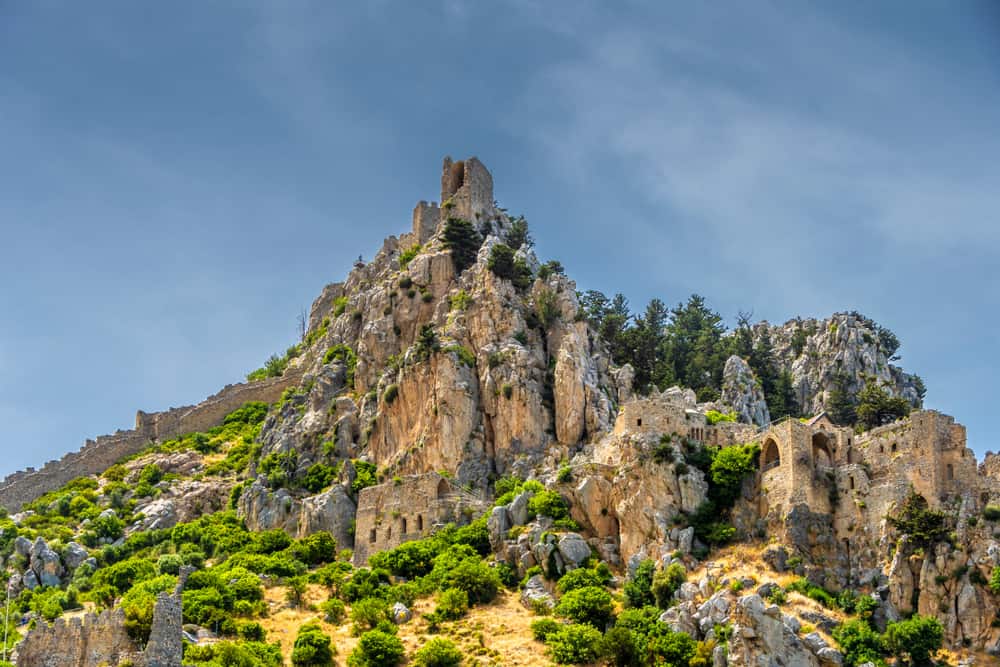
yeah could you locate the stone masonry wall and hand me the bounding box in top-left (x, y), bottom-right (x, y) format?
top-left (15, 567), bottom-right (192, 667)
top-left (0, 370), bottom-right (303, 512)
top-left (352, 472), bottom-right (489, 565)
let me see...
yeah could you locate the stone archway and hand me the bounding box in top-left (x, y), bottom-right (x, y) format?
top-left (762, 437), bottom-right (781, 471)
top-left (812, 432), bottom-right (833, 468)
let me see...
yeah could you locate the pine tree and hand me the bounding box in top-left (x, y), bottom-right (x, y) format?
top-left (826, 371), bottom-right (857, 426)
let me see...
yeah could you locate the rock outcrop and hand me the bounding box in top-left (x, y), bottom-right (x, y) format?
top-left (720, 355), bottom-right (770, 426)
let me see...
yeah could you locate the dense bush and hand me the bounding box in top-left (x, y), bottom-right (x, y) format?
top-left (347, 629), bottom-right (405, 667)
top-left (708, 442), bottom-right (759, 507)
top-left (122, 574), bottom-right (177, 642)
top-left (441, 217), bottom-right (481, 274)
top-left (651, 563), bottom-right (687, 609)
top-left (438, 556), bottom-right (501, 604)
top-left (487, 243), bottom-right (533, 289)
top-left (183, 641), bottom-right (283, 666)
top-left (302, 463), bottom-right (337, 494)
top-left (833, 619), bottom-right (885, 667)
top-left (351, 461), bottom-right (379, 495)
top-left (291, 622), bottom-right (336, 666)
top-left (623, 559), bottom-right (656, 608)
top-left (555, 586), bottom-right (614, 629)
top-left (557, 567), bottom-right (609, 594)
top-left (436, 587), bottom-right (469, 620)
top-left (546, 623), bottom-right (603, 664)
top-left (531, 617), bottom-right (562, 641)
top-left (351, 597), bottom-right (391, 634)
top-left (884, 615), bottom-right (943, 666)
top-left (527, 490), bottom-right (569, 520)
top-left (320, 597), bottom-right (346, 624)
top-left (887, 491), bottom-right (950, 548)
top-left (412, 638), bottom-right (464, 667)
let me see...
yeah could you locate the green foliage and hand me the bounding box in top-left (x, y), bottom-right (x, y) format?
top-left (322, 344), bottom-right (358, 387)
top-left (415, 324), bottom-right (440, 360)
top-left (412, 637), bottom-right (464, 667)
top-left (651, 563), bottom-right (687, 609)
top-left (506, 216), bottom-right (533, 249)
top-left (531, 617), bottom-right (562, 641)
top-left (449, 289), bottom-right (472, 311)
top-left (887, 491), bottom-right (950, 548)
top-left (351, 597), bottom-right (391, 634)
top-left (347, 629), bottom-right (405, 667)
top-left (302, 463), bottom-right (338, 494)
top-left (623, 559), bottom-right (656, 608)
top-left (527, 490), bottom-right (569, 520)
top-left (351, 460), bottom-right (379, 495)
top-left (557, 567), bottom-right (609, 595)
top-left (123, 574), bottom-right (177, 642)
top-left (827, 371), bottom-right (858, 426)
top-left (990, 566), bottom-right (1000, 594)
top-left (884, 615), bottom-right (943, 666)
top-left (436, 587), bottom-right (469, 620)
top-left (247, 344), bottom-right (301, 382)
top-left (545, 623), bottom-right (603, 664)
top-left (487, 243), bottom-right (533, 289)
top-left (438, 556), bottom-right (501, 604)
top-left (535, 287), bottom-right (560, 329)
top-left (382, 384), bottom-right (399, 405)
top-left (320, 597), bottom-right (346, 624)
top-left (537, 260), bottom-right (564, 280)
top-left (856, 378), bottom-right (912, 430)
top-left (708, 442), bottom-right (759, 507)
top-left (704, 410), bottom-right (736, 425)
top-left (833, 619), bottom-right (886, 667)
top-left (441, 217), bottom-right (482, 274)
top-left (555, 586), bottom-right (614, 629)
top-left (444, 345), bottom-right (476, 368)
top-left (398, 243), bottom-right (421, 269)
top-left (292, 621), bottom-right (337, 666)
top-left (984, 505), bottom-right (1000, 521)
top-left (183, 641), bottom-right (284, 666)
top-left (556, 465), bottom-right (573, 483)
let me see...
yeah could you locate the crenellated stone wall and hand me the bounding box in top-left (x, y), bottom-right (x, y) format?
top-left (0, 370), bottom-right (303, 513)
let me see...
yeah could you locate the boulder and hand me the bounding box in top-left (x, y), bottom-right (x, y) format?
top-left (520, 575), bottom-right (555, 611)
top-left (720, 355), bottom-right (770, 426)
top-left (557, 533), bottom-right (591, 568)
top-left (392, 602), bottom-right (412, 624)
top-left (62, 542), bottom-right (89, 571)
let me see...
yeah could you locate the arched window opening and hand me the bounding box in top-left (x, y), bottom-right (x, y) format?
top-left (762, 438), bottom-right (781, 471)
top-left (812, 433), bottom-right (833, 468)
top-left (946, 464), bottom-right (954, 481)
top-left (417, 515), bottom-right (424, 531)
top-left (401, 517), bottom-right (407, 534)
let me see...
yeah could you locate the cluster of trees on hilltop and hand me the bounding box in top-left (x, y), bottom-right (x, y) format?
top-left (579, 292), bottom-right (800, 421)
top-left (580, 292), bottom-right (920, 429)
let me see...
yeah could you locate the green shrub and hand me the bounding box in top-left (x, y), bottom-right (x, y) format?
top-left (704, 410), bottom-right (737, 425)
top-left (122, 574), bottom-right (177, 642)
top-left (887, 491), bottom-right (950, 548)
top-left (884, 615), bottom-right (943, 666)
top-left (347, 629), bottom-right (404, 667)
top-left (444, 345), bottom-right (476, 368)
top-left (546, 623), bottom-right (603, 664)
top-left (351, 461), bottom-right (379, 495)
top-left (157, 553), bottom-right (185, 576)
top-left (506, 216), bottom-right (533, 249)
top-left (557, 568), bottom-right (608, 595)
top-left (292, 621), bottom-right (336, 666)
top-left (833, 619), bottom-right (885, 667)
top-left (555, 586), bottom-right (613, 629)
top-left (436, 587), bottom-right (469, 620)
top-left (183, 641), bottom-right (283, 666)
top-left (652, 563), bottom-right (687, 609)
top-left (441, 218), bottom-right (481, 274)
top-left (527, 490), bottom-right (569, 520)
top-left (351, 597), bottom-right (391, 634)
top-left (383, 384), bottom-right (399, 404)
top-left (984, 505), bottom-right (1000, 521)
top-left (501, 383), bottom-right (514, 399)
top-left (398, 244), bottom-right (421, 269)
top-left (487, 243), bottom-right (532, 289)
top-left (439, 557), bottom-right (500, 604)
top-left (531, 617), bottom-right (562, 641)
top-left (302, 463), bottom-right (337, 494)
top-left (708, 442), bottom-right (759, 507)
top-left (320, 598), bottom-right (346, 624)
top-left (556, 465), bottom-right (573, 483)
top-left (600, 626), bottom-right (638, 667)
top-left (623, 559), bottom-right (656, 608)
top-left (449, 290), bottom-right (472, 311)
top-left (323, 344), bottom-right (358, 387)
top-left (412, 637), bottom-right (464, 667)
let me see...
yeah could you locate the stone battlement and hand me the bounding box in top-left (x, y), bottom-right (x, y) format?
top-left (0, 369), bottom-right (304, 513)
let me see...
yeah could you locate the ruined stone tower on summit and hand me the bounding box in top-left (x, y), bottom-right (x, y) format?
top-left (440, 156), bottom-right (495, 224)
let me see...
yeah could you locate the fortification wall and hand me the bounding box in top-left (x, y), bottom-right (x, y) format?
top-left (0, 369), bottom-right (303, 512)
top-left (613, 399), bottom-right (756, 446)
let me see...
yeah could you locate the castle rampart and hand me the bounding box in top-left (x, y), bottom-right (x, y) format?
top-left (0, 370), bottom-right (303, 513)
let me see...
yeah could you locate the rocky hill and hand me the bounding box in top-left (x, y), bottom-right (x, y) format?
top-left (1, 156), bottom-right (998, 667)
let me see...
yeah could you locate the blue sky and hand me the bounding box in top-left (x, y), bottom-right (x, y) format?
top-left (1, 2), bottom-right (998, 478)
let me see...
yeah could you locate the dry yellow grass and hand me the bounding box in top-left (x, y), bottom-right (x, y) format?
top-left (256, 583), bottom-right (556, 666)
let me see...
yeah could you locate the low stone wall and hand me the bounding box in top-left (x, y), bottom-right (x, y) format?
top-left (0, 369), bottom-right (303, 512)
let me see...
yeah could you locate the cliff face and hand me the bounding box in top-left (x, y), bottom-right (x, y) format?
top-left (246, 157), bottom-right (619, 497)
